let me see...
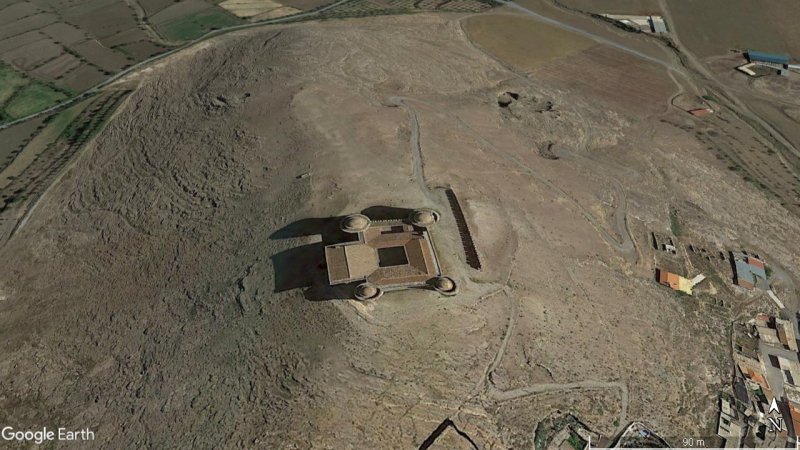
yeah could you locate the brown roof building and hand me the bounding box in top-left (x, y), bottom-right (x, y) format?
top-left (734, 350), bottom-right (771, 396)
top-left (658, 270), bottom-right (682, 290)
top-left (324, 210), bottom-right (458, 300)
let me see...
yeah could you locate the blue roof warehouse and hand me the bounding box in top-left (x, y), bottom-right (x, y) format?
top-left (747, 50), bottom-right (791, 66)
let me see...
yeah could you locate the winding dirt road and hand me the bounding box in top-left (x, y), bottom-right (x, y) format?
top-left (393, 94), bottom-right (632, 443)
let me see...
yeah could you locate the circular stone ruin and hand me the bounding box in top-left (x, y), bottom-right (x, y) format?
top-left (409, 208), bottom-right (440, 228)
top-left (354, 283), bottom-right (383, 301)
top-left (430, 276), bottom-right (458, 296)
top-left (340, 213), bottom-right (371, 233)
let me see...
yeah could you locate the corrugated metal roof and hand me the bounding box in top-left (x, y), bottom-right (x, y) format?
top-left (650, 16), bottom-right (667, 33)
top-left (747, 50), bottom-right (790, 65)
top-left (748, 257), bottom-right (765, 269)
top-left (733, 252), bottom-right (767, 288)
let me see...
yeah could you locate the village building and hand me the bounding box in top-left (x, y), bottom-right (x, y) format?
top-left (734, 327), bottom-right (772, 396)
top-left (747, 50), bottom-right (790, 68)
top-left (734, 351), bottom-right (772, 397)
top-left (780, 357), bottom-right (800, 386)
top-left (656, 268), bottom-right (705, 295)
top-left (755, 313), bottom-right (799, 351)
top-left (324, 209), bottom-right (458, 300)
top-left (785, 385), bottom-right (800, 438)
top-left (688, 108), bottom-right (714, 117)
top-left (717, 396), bottom-right (746, 448)
top-left (732, 251), bottom-right (768, 289)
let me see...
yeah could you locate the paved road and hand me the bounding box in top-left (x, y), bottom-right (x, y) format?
top-left (0, 0), bottom-right (354, 131)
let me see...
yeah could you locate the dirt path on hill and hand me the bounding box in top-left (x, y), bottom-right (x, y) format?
top-left (391, 95), bottom-right (637, 262)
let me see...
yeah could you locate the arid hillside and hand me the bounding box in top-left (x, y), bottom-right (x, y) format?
top-left (0, 11), bottom-right (798, 449)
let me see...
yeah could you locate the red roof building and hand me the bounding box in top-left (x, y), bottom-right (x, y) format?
top-left (688, 108), bottom-right (713, 117)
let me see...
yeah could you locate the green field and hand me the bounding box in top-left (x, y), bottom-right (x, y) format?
top-left (158, 8), bottom-right (242, 41)
top-left (0, 63), bottom-right (71, 122)
top-left (0, 64), bottom-right (31, 107)
top-left (4, 83), bottom-right (68, 121)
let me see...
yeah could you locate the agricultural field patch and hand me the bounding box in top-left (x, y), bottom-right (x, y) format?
top-left (693, 108), bottom-right (800, 214)
top-left (102, 27), bottom-right (151, 48)
top-left (0, 12), bottom-right (58, 41)
top-left (116, 41), bottom-right (169, 60)
top-left (58, 64), bottom-right (107, 92)
top-left (0, 115), bottom-right (45, 171)
top-left (746, 97), bottom-right (800, 170)
top-left (65, 1), bottom-right (140, 40)
top-left (30, 53), bottom-right (81, 81)
top-left (0, 62), bottom-right (30, 106)
top-left (0, 99), bottom-right (89, 191)
top-left (150, 0), bottom-right (214, 24)
top-left (0, 31), bottom-right (43, 54)
top-left (279, 0), bottom-right (337, 10)
top-left (557, 0), bottom-right (659, 15)
top-left (666, 0), bottom-right (800, 58)
top-left (251, 6), bottom-right (299, 20)
top-left (310, 0), bottom-right (494, 20)
top-left (157, 8), bottom-right (242, 41)
top-left (68, 39), bottom-right (131, 73)
top-left (57, 0), bottom-right (120, 18)
top-left (4, 82), bottom-right (67, 120)
top-left (0, 90), bottom-right (130, 227)
top-left (463, 14), bottom-right (595, 72)
top-left (0, 1), bottom-right (40, 25)
top-left (40, 23), bottom-right (88, 46)
top-left (219, 0), bottom-right (298, 18)
top-left (138, 0), bottom-right (175, 16)
top-left (1, 38), bottom-right (63, 71)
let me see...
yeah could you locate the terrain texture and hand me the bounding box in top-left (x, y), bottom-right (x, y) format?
top-left (0, 9), bottom-right (799, 449)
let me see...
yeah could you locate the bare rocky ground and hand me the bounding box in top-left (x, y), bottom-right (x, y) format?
top-left (0, 12), bottom-right (799, 449)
